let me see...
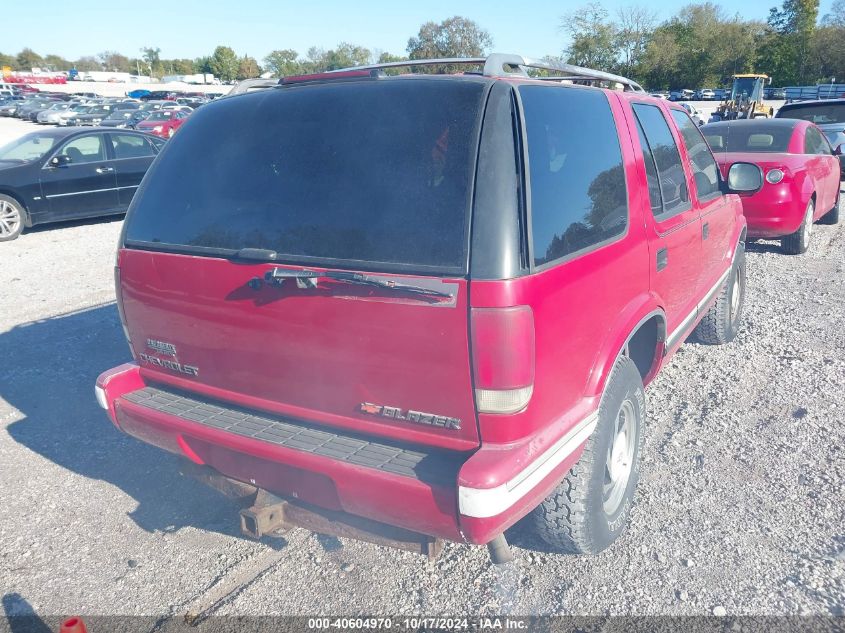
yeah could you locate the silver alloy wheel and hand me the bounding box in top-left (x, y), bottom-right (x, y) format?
top-left (0, 199), bottom-right (21, 238)
top-left (802, 201), bottom-right (814, 250)
top-left (729, 267), bottom-right (742, 323)
top-left (603, 399), bottom-right (637, 515)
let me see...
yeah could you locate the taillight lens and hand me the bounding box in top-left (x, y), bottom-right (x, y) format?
top-left (765, 168), bottom-right (785, 184)
top-left (471, 306), bottom-right (535, 414)
top-left (114, 265), bottom-right (136, 358)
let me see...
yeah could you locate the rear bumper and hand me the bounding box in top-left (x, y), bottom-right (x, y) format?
top-left (96, 364), bottom-right (595, 546)
top-left (742, 190), bottom-right (805, 238)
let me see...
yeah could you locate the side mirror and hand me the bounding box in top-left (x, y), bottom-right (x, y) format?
top-left (726, 162), bottom-right (763, 193)
top-left (49, 155), bottom-right (71, 168)
top-left (834, 144), bottom-right (843, 156)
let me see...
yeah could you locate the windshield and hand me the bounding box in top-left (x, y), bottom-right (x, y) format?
top-left (124, 79), bottom-right (487, 272)
top-left (104, 111), bottom-right (133, 120)
top-left (702, 123), bottom-right (793, 153)
top-left (730, 78), bottom-right (762, 102)
top-left (0, 134), bottom-right (58, 163)
top-left (778, 103), bottom-right (845, 125)
top-left (147, 111), bottom-right (173, 121)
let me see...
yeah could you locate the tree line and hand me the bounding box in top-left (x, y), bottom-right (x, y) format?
top-left (2, 4), bottom-right (844, 88)
top-left (562, 0), bottom-right (844, 88)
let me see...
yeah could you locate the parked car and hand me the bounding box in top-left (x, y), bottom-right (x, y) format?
top-left (96, 55), bottom-right (762, 562)
top-left (670, 89), bottom-right (694, 101)
top-left (140, 90), bottom-right (181, 101)
top-left (125, 110), bottom-right (153, 129)
top-left (135, 109), bottom-right (190, 138)
top-left (113, 101), bottom-right (141, 111)
top-left (99, 109), bottom-right (140, 128)
top-left (0, 98), bottom-right (24, 117)
top-left (822, 129), bottom-right (845, 179)
top-left (138, 100), bottom-right (167, 112)
top-left (0, 128), bottom-right (165, 241)
top-left (702, 118), bottom-right (840, 253)
top-left (14, 98), bottom-right (60, 119)
top-left (36, 102), bottom-right (75, 124)
top-left (67, 104), bottom-right (117, 126)
top-left (698, 88), bottom-right (716, 100)
top-left (649, 92), bottom-right (669, 100)
top-left (776, 98), bottom-right (845, 178)
top-left (681, 102), bottom-right (705, 125)
top-left (55, 103), bottom-right (101, 126)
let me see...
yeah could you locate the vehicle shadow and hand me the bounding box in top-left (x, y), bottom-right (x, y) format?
top-left (2, 304), bottom-right (244, 539)
top-left (745, 239), bottom-right (784, 255)
top-left (2, 593), bottom-right (53, 633)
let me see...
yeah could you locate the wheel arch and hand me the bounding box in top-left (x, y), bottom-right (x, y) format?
top-left (0, 188), bottom-right (32, 227)
top-left (585, 296), bottom-right (667, 398)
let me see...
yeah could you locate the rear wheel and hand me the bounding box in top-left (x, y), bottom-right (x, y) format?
top-left (694, 247), bottom-right (746, 345)
top-left (531, 356), bottom-right (645, 555)
top-left (782, 198), bottom-right (814, 254)
top-left (0, 194), bottom-right (26, 242)
top-left (819, 190), bottom-right (840, 225)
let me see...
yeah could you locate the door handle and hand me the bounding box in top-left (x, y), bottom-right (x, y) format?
top-left (96, 167), bottom-right (114, 174)
top-left (656, 247), bottom-right (668, 271)
top-left (702, 222), bottom-right (710, 240)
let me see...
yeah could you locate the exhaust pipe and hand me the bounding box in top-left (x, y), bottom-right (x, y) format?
top-left (487, 534), bottom-right (514, 565)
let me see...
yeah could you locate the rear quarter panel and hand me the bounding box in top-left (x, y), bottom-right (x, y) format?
top-left (470, 90), bottom-right (656, 445)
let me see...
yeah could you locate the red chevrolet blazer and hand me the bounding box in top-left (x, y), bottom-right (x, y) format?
top-left (97, 54), bottom-right (762, 562)
top-left (702, 118), bottom-right (840, 254)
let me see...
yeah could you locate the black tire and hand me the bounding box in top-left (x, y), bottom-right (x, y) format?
top-left (819, 190), bottom-right (839, 225)
top-left (531, 356), bottom-right (645, 555)
top-left (694, 247), bottom-right (746, 345)
top-left (0, 193), bottom-right (26, 242)
top-left (781, 198), bottom-right (814, 255)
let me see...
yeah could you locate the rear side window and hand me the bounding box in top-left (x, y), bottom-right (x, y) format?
top-left (635, 118), bottom-right (663, 215)
top-left (633, 104), bottom-right (690, 218)
top-left (520, 86), bottom-right (628, 267)
top-left (804, 126), bottom-right (831, 155)
top-left (124, 80), bottom-right (487, 273)
top-left (110, 133), bottom-right (155, 159)
top-left (670, 110), bottom-right (721, 200)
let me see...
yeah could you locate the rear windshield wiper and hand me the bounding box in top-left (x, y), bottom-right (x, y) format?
top-left (264, 267), bottom-right (453, 299)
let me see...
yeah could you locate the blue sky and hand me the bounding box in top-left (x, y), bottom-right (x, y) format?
top-left (3, 0), bottom-right (837, 62)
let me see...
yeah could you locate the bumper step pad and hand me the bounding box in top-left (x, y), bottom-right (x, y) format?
top-left (122, 386), bottom-right (462, 484)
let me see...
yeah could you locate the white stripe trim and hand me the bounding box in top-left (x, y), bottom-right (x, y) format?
top-left (45, 187), bottom-right (118, 199)
top-left (665, 265), bottom-right (731, 350)
top-left (458, 412), bottom-right (599, 518)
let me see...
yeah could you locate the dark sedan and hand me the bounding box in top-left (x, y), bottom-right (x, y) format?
top-left (0, 128), bottom-right (165, 241)
top-left (776, 98), bottom-right (845, 179)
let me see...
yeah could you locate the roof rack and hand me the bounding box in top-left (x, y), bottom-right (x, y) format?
top-left (324, 53), bottom-right (644, 93)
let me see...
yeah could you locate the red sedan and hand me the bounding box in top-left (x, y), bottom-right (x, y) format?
top-left (135, 109), bottom-right (190, 139)
top-left (702, 118), bottom-right (840, 254)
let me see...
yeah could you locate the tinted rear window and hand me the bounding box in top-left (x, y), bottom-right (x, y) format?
top-left (778, 103), bottom-right (845, 125)
top-left (702, 123), bottom-right (794, 153)
top-left (124, 80), bottom-right (488, 273)
top-left (520, 85), bottom-right (628, 267)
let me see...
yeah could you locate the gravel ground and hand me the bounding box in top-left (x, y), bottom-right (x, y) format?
top-left (0, 116), bottom-right (843, 622)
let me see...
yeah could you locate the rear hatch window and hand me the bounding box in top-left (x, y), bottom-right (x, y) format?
top-left (123, 79), bottom-right (489, 274)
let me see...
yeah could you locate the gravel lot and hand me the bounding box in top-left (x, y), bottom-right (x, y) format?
top-left (0, 114), bottom-right (843, 623)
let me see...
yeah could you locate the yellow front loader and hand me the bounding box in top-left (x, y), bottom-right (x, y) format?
top-left (712, 74), bottom-right (774, 121)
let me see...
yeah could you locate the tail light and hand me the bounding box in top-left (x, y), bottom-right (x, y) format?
top-left (765, 168), bottom-right (785, 184)
top-left (114, 262), bottom-right (136, 358)
top-left (470, 306), bottom-right (535, 414)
